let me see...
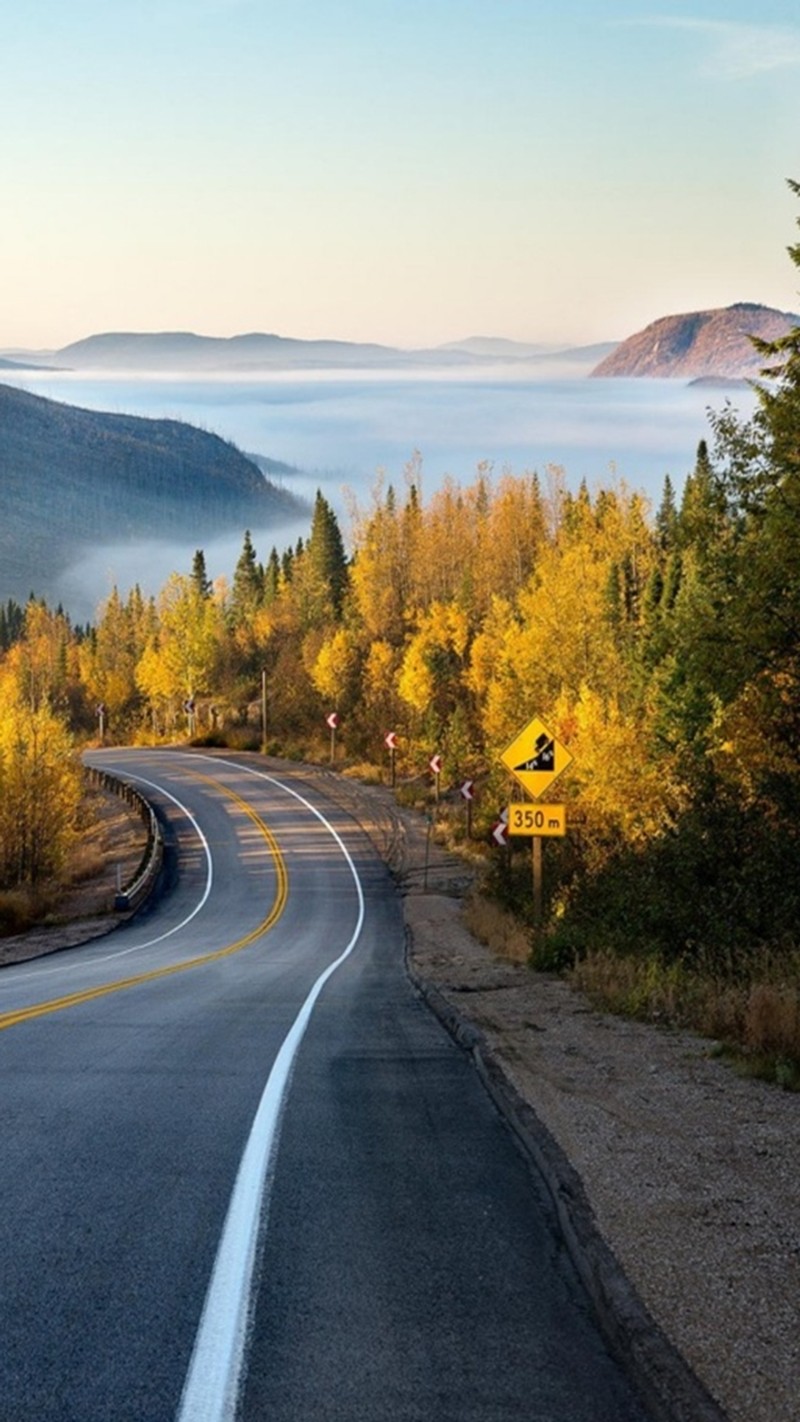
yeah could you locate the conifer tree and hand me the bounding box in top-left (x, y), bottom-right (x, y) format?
top-left (231, 530), bottom-right (263, 622)
top-left (306, 491), bottom-right (348, 617)
top-left (264, 547), bottom-right (281, 603)
top-left (191, 548), bottom-right (212, 599)
top-left (655, 475), bottom-right (679, 551)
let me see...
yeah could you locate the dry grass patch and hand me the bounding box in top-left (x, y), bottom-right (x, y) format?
top-left (570, 948), bottom-right (800, 1090)
top-left (342, 761), bottom-right (386, 786)
top-left (463, 893), bottom-right (531, 963)
top-left (0, 886), bottom-right (57, 937)
top-left (744, 981), bottom-right (800, 1059)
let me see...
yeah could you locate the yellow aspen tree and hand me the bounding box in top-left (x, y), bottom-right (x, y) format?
top-left (310, 627), bottom-right (359, 707)
top-left (554, 685), bottom-right (682, 858)
top-left (397, 600), bottom-right (471, 721)
top-left (0, 676), bottom-right (81, 886)
top-left (136, 574), bottom-right (222, 718)
top-left (79, 586), bottom-right (141, 722)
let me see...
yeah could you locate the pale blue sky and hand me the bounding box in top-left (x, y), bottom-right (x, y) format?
top-left (2, 0), bottom-right (799, 348)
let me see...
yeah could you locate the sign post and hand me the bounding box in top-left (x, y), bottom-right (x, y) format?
top-left (326, 711), bottom-right (340, 764)
top-left (460, 778), bottom-right (475, 838)
top-left (499, 715), bottom-right (573, 927)
top-left (385, 730), bottom-right (399, 787)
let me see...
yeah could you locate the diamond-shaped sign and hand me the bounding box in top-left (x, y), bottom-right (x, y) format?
top-left (499, 716), bottom-right (573, 800)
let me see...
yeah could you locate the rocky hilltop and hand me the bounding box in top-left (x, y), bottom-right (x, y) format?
top-left (591, 302), bottom-right (799, 379)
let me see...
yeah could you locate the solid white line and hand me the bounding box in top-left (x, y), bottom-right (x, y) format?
top-left (5, 771), bottom-right (214, 985)
top-left (176, 761), bottom-right (365, 1422)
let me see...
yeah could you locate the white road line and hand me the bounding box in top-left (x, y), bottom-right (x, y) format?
top-left (5, 772), bottom-right (213, 985)
top-left (176, 761), bottom-right (365, 1422)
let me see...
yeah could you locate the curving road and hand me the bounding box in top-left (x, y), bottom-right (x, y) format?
top-left (0, 750), bottom-right (649, 1421)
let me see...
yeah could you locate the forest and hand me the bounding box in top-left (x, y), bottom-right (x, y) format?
top-left (1, 186), bottom-right (799, 1085)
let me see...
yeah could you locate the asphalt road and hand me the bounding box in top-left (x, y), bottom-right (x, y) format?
top-left (0, 750), bottom-right (650, 1422)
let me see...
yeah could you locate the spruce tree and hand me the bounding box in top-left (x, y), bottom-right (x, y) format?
top-left (306, 490), bottom-right (349, 617)
top-left (191, 548), bottom-right (212, 599)
top-left (264, 547), bottom-right (281, 603)
top-left (231, 530), bottom-right (263, 621)
top-left (655, 475), bottom-right (679, 551)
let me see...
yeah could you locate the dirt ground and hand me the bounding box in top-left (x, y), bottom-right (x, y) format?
top-left (3, 761), bottom-right (798, 1422)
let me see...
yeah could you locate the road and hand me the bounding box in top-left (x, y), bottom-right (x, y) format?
top-left (0, 749), bottom-right (649, 1421)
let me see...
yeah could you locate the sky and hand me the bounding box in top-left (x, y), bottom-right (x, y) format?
top-left (2, 0), bottom-right (800, 351)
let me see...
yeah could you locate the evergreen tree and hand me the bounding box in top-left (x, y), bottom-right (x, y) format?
top-left (231, 530), bottom-right (263, 622)
top-left (677, 440), bottom-right (728, 553)
top-left (305, 490), bottom-right (349, 618)
top-left (264, 547), bottom-right (281, 603)
top-left (655, 475), bottom-right (679, 551)
top-left (191, 548), bottom-right (212, 599)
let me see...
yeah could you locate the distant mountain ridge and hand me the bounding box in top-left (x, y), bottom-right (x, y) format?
top-left (0, 355), bottom-right (52, 372)
top-left (55, 330), bottom-right (403, 372)
top-left (0, 382), bottom-right (303, 606)
top-left (591, 302), bottom-right (800, 379)
top-left (1, 329), bottom-right (617, 374)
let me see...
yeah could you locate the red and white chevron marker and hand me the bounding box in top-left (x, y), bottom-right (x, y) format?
top-left (326, 711), bottom-right (340, 765)
top-left (491, 818), bottom-right (509, 846)
top-left (429, 753), bottom-right (443, 776)
top-left (460, 779), bottom-right (475, 801)
top-left (385, 731), bottom-right (399, 750)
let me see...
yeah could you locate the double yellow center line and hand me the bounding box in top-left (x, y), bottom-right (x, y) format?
top-left (0, 774), bottom-right (288, 1034)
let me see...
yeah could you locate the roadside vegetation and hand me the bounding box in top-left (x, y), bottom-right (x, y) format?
top-left (1, 183), bottom-right (799, 1085)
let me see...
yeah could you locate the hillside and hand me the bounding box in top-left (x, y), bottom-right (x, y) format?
top-left (590, 302), bottom-right (800, 379)
top-left (0, 383), bottom-right (303, 604)
top-left (0, 356), bottom-right (52, 372)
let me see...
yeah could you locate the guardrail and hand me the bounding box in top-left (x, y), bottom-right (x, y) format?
top-left (86, 767), bottom-right (163, 912)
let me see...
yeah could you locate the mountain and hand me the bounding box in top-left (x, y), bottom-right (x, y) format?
top-left (438, 337), bottom-right (620, 368)
top-left (52, 330), bottom-right (486, 372)
top-left (43, 329), bottom-right (617, 374)
top-left (437, 336), bottom-right (563, 358)
top-left (0, 382), bottom-right (304, 606)
top-left (590, 302), bottom-right (800, 379)
top-left (0, 356), bottom-right (54, 371)
top-left (547, 341), bottom-right (619, 366)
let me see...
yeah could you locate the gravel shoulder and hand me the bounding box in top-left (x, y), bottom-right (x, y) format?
top-left (5, 759), bottom-right (798, 1422)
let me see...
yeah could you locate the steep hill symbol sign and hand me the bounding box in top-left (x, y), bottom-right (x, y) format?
top-left (500, 715), bottom-right (573, 800)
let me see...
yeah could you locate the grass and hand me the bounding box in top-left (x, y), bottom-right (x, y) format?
top-left (341, 761), bottom-right (386, 786)
top-left (0, 885), bottom-right (58, 937)
top-left (463, 892), bottom-right (531, 964)
top-left (570, 947), bottom-right (800, 1091)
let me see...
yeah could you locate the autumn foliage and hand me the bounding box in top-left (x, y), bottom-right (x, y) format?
top-left (2, 192), bottom-right (799, 1085)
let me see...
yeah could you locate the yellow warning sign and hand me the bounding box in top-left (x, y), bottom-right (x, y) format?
top-left (499, 716), bottom-right (573, 800)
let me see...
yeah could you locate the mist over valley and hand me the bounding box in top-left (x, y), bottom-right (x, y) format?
top-left (0, 306), bottom-right (773, 622)
top-left (0, 382), bottom-right (307, 620)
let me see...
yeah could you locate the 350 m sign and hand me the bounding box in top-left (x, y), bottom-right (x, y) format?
top-left (507, 803), bottom-right (566, 837)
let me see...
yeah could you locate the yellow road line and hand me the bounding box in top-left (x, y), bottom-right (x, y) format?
top-left (0, 772), bottom-right (288, 1034)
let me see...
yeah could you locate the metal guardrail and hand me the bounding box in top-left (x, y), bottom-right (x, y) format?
top-left (86, 767), bottom-right (163, 912)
